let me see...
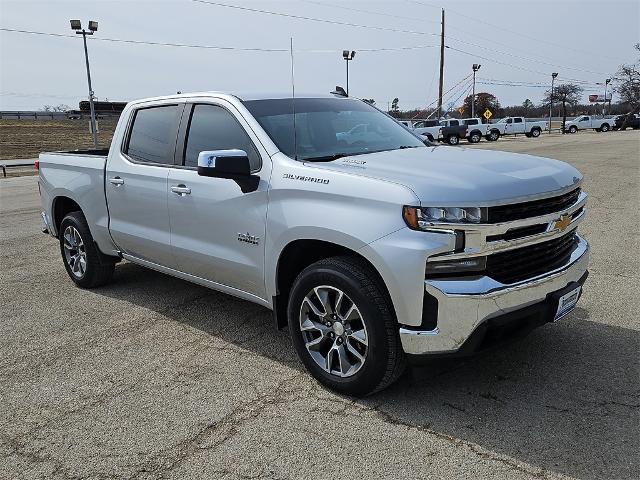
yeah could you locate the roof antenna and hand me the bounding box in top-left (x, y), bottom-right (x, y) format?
top-left (290, 37), bottom-right (298, 161)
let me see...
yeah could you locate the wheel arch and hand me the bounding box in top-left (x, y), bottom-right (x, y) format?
top-left (272, 239), bottom-right (394, 329)
top-left (51, 195), bottom-right (83, 237)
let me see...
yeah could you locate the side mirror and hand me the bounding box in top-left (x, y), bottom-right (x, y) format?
top-left (197, 149), bottom-right (251, 178)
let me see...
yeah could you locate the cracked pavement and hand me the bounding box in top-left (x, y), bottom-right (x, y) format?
top-left (1, 131), bottom-right (638, 479)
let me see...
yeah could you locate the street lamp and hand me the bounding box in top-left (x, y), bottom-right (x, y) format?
top-left (549, 72), bottom-right (558, 134)
top-left (342, 50), bottom-right (356, 96)
top-left (70, 19), bottom-right (99, 148)
top-left (471, 64), bottom-right (481, 118)
top-left (603, 78), bottom-right (611, 116)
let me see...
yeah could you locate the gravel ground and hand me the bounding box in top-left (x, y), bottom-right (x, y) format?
top-left (1, 130), bottom-right (638, 480)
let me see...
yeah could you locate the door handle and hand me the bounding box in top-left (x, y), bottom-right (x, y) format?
top-left (109, 177), bottom-right (124, 186)
top-left (171, 185), bottom-right (191, 196)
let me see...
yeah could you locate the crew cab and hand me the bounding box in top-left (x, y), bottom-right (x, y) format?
top-left (440, 118), bottom-right (487, 143)
top-left (38, 92), bottom-right (589, 396)
top-left (613, 113), bottom-right (640, 131)
top-left (491, 117), bottom-right (547, 139)
top-left (564, 115), bottom-right (615, 133)
top-left (412, 119), bottom-right (467, 145)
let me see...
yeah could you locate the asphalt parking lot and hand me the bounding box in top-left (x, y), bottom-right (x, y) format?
top-left (1, 130), bottom-right (638, 479)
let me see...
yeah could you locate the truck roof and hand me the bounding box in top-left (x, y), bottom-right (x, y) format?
top-left (125, 91), bottom-right (345, 106)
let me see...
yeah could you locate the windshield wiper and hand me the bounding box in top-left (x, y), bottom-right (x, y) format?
top-left (303, 153), bottom-right (350, 162)
top-left (398, 145), bottom-right (420, 149)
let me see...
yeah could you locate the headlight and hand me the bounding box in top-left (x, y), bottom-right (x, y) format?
top-left (425, 256), bottom-right (487, 276)
top-left (403, 206), bottom-right (484, 229)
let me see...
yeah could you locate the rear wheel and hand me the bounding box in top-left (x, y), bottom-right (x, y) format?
top-left (467, 131), bottom-right (482, 143)
top-left (59, 211), bottom-right (115, 288)
top-left (531, 127), bottom-right (541, 137)
top-left (288, 256), bottom-right (406, 396)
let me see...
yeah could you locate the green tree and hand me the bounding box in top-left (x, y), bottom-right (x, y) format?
top-left (542, 83), bottom-right (584, 133)
top-left (522, 98), bottom-right (534, 111)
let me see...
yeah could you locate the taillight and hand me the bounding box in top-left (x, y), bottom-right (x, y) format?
top-left (34, 160), bottom-right (40, 171)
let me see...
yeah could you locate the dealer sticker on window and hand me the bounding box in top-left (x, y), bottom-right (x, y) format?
top-left (554, 286), bottom-right (581, 321)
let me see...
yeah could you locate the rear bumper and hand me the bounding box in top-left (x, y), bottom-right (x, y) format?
top-left (399, 235), bottom-right (589, 355)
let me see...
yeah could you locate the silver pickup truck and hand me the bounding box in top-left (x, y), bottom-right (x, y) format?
top-left (38, 92), bottom-right (589, 396)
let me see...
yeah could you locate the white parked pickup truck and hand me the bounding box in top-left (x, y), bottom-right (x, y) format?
top-left (491, 117), bottom-right (547, 139)
top-left (38, 92), bottom-right (589, 396)
top-left (564, 115), bottom-right (615, 133)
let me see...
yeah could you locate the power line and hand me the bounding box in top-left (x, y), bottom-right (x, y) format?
top-left (190, 0), bottom-right (439, 37)
top-left (0, 28), bottom-right (435, 53)
top-left (299, 0), bottom-right (440, 26)
top-left (405, 0), bottom-right (627, 63)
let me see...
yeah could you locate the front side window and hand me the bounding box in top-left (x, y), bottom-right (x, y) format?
top-left (465, 119), bottom-right (478, 125)
top-left (126, 105), bottom-right (180, 164)
top-left (184, 104), bottom-right (261, 170)
top-left (243, 97), bottom-right (425, 161)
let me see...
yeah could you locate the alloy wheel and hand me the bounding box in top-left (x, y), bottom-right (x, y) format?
top-left (63, 226), bottom-right (87, 278)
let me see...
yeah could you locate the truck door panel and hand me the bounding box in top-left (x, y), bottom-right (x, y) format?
top-left (106, 103), bottom-right (183, 267)
top-left (168, 102), bottom-right (269, 298)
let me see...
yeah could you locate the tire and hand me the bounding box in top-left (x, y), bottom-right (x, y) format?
top-left (59, 211), bottom-right (115, 288)
top-left (601, 123), bottom-right (610, 132)
top-left (569, 126), bottom-right (577, 134)
top-left (531, 127), bottom-right (541, 138)
top-left (287, 256), bottom-right (406, 396)
top-left (486, 130), bottom-right (500, 141)
top-left (447, 134), bottom-right (460, 145)
top-left (467, 131), bottom-right (482, 143)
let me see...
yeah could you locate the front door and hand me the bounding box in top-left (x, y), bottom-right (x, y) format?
top-left (106, 103), bottom-right (183, 267)
top-left (512, 117), bottom-right (526, 134)
top-left (168, 102), bottom-right (270, 298)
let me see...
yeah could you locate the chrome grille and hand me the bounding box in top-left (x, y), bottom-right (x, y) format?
top-left (487, 188), bottom-right (581, 223)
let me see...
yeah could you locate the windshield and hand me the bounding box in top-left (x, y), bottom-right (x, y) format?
top-left (496, 118), bottom-right (507, 123)
top-left (243, 97), bottom-right (425, 161)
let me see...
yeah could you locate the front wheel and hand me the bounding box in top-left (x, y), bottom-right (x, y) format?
top-left (569, 126), bottom-right (578, 133)
top-left (288, 256), bottom-right (406, 396)
top-left (601, 123), bottom-right (610, 132)
top-left (447, 134), bottom-right (460, 145)
top-left (467, 131), bottom-right (482, 143)
top-left (59, 211), bottom-right (115, 288)
top-left (486, 130), bottom-right (500, 141)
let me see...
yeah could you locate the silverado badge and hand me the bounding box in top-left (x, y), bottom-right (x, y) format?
top-left (553, 214), bottom-right (571, 232)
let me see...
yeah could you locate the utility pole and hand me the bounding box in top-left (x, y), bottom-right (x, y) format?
top-left (437, 9), bottom-right (445, 120)
top-left (548, 72), bottom-right (558, 134)
top-left (471, 64), bottom-right (481, 118)
top-left (71, 20), bottom-right (99, 148)
top-left (603, 78), bottom-right (611, 116)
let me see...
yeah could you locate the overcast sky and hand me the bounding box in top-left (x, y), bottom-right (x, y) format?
top-left (1, 0), bottom-right (638, 112)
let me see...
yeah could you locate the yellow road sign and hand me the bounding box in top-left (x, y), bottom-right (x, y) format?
top-left (483, 109), bottom-right (493, 120)
top-left (458, 107), bottom-right (465, 115)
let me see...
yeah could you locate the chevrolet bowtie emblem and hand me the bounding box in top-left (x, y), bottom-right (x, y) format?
top-left (553, 214), bottom-right (571, 232)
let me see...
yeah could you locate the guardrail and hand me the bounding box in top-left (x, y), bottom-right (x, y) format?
top-left (0, 160), bottom-right (36, 177)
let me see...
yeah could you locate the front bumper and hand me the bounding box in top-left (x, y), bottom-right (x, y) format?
top-left (399, 235), bottom-right (589, 355)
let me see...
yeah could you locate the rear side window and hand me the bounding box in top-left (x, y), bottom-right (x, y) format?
top-left (184, 104), bottom-right (261, 171)
top-left (514, 118), bottom-right (523, 123)
top-left (125, 105), bottom-right (180, 164)
top-left (466, 119), bottom-right (478, 125)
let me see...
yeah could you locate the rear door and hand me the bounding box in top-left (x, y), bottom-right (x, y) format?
top-left (106, 102), bottom-right (184, 267)
top-left (167, 100), bottom-right (270, 298)
top-left (512, 117), bottom-right (526, 133)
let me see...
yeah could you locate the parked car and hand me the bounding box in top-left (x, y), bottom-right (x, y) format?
top-left (613, 113), bottom-right (640, 130)
top-left (440, 118), bottom-right (487, 143)
top-left (38, 92), bottom-right (589, 396)
top-left (413, 119), bottom-right (467, 145)
top-left (491, 117), bottom-right (547, 139)
top-left (564, 115), bottom-right (616, 133)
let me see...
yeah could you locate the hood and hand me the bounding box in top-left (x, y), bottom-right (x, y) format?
top-left (305, 146), bottom-right (582, 206)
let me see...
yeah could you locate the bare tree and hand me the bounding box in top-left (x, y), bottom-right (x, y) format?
top-left (362, 98), bottom-right (376, 106)
top-left (613, 43), bottom-right (639, 128)
top-left (542, 84), bottom-right (584, 133)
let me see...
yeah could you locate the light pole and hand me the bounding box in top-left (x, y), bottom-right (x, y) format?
top-left (471, 63), bottom-right (481, 118)
top-left (549, 72), bottom-right (558, 134)
top-left (342, 50), bottom-right (355, 96)
top-left (603, 78), bottom-right (611, 116)
top-left (70, 19), bottom-right (99, 148)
